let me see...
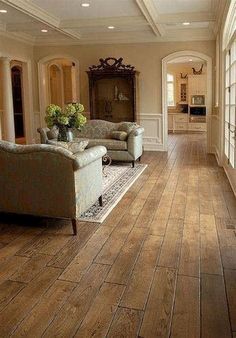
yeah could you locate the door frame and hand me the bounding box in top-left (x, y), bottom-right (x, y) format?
top-left (162, 50), bottom-right (213, 152)
top-left (10, 58), bottom-right (34, 144)
top-left (38, 54), bottom-right (80, 127)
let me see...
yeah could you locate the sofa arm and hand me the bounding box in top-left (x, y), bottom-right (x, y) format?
top-left (73, 146), bottom-right (107, 170)
top-left (37, 127), bottom-right (50, 144)
top-left (129, 127), bottom-right (145, 137)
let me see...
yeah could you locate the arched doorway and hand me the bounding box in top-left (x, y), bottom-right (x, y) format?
top-left (162, 51), bottom-right (212, 152)
top-left (38, 55), bottom-right (80, 127)
top-left (11, 65), bottom-right (25, 143)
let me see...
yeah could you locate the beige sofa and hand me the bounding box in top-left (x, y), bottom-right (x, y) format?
top-left (0, 140), bottom-right (106, 235)
top-left (38, 120), bottom-right (144, 167)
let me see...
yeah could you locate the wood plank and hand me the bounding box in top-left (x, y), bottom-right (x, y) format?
top-left (0, 267), bottom-right (62, 336)
top-left (120, 235), bottom-right (162, 310)
top-left (107, 307), bottom-right (143, 338)
top-left (59, 225), bottom-right (113, 282)
top-left (178, 222), bottom-right (200, 277)
top-left (11, 280), bottom-right (76, 338)
top-left (149, 217), bottom-right (168, 237)
top-left (216, 218), bottom-right (236, 270)
top-left (10, 254), bottom-right (52, 283)
top-left (43, 263), bottom-right (110, 338)
top-left (74, 282), bottom-right (124, 338)
top-left (224, 269), bottom-right (236, 332)
top-left (95, 214), bottom-right (136, 265)
top-left (0, 227), bottom-right (43, 260)
top-left (0, 280), bottom-right (25, 312)
top-left (158, 219), bottom-right (183, 269)
top-left (47, 222), bottom-right (98, 269)
top-left (200, 214), bottom-right (223, 275)
top-left (134, 199), bottom-right (157, 228)
top-left (139, 267), bottom-right (177, 338)
top-left (0, 255), bottom-right (29, 283)
top-left (105, 227), bottom-right (147, 284)
top-left (170, 275), bottom-right (200, 338)
top-left (201, 274), bottom-right (231, 338)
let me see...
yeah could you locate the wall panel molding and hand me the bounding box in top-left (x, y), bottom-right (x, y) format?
top-left (140, 113), bottom-right (164, 151)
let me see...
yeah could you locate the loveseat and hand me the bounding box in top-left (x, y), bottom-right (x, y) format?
top-left (38, 120), bottom-right (144, 167)
top-left (0, 140), bottom-right (106, 235)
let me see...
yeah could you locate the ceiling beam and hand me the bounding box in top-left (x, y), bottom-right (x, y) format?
top-left (158, 12), bottom-right (216, 24)
top-left (60, 16), bottom-right (148, 29)
top-left (1, 0), bottom-right (81, 40)
top-left (135, 0), bottom-right (164, 36)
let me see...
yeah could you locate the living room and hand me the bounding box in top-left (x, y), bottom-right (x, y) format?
top-left (0, 0), bottom-right (236, 337)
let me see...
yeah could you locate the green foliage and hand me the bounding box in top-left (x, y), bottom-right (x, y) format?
top-left (45, 103), bottom-right (87, 129)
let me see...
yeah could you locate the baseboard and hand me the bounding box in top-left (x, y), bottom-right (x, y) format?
top-left (212, 145), bottom-right (221, 166)
top-left (223, 164), bottom-right (236, 197)
top-left (143, 143), bottom-right (164, 151)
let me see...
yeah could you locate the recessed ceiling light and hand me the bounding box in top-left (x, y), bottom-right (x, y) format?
top-left (0, 9), bottom-right (7, 13)
top-left (81, 3), bottom-right (90, 7)
top-left (189, 59), bottom-right (193, 61)
top-left (108, 26), bottom-right (115, 29)
top-left (182, 22), bottom-right (190, 26)
top-left (41, 29), bottom-right (48, 33)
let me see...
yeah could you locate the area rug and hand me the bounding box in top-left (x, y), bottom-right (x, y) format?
top-left (79, 164), bottom-right (147, 223)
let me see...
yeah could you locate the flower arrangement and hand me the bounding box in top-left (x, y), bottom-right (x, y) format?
top-left (45, 103), bottom-right (87, 141)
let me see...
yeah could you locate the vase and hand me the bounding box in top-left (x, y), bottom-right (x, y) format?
top-left (57, 125), bottom-right (68, 142)
top-left (67, 129), bottom-right (74, 142)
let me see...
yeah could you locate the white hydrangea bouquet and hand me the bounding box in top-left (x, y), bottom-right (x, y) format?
top-left (45, 103), bottom-right (87, 142)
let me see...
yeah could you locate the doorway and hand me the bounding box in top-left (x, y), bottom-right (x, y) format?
top-left (162, 51), bottom-right (212, 152)
top-left (11, 65), bottom-right (25, 144)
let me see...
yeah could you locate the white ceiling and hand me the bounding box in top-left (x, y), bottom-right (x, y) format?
top-left (0, 0), bottom-right (227, 45)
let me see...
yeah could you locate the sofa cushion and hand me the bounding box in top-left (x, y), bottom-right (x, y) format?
top-left (86, 138), bottom-right (127, 151)
top-left (77, 120), bottom-right (119, 139)
top-left (118, 122), bottom-right (138, 135)
top-left (111, 131), bottom-right (128, 141)
top-left (48, 140), bottom-right (89, 153)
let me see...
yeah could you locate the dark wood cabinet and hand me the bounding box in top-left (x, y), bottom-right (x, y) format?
top-left (87, 57), bottom-right (139, 122)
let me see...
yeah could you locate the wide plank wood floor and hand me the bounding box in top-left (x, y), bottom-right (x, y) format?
top-left (0, 133), bottom-right (235, 337)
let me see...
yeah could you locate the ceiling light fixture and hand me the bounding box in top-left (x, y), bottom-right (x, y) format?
top-left (108, 26), bottom-right (115, 29)
top-left (182, 22), bottom-right (190, 26)
top-left (189, 59), bottom-right (193, 61)
top-left (0, 9), bottom-right (7, 13)
top-left (81, 3), bottom-right (90, 7)
top-left (41, 29), bottom-right (48, 33)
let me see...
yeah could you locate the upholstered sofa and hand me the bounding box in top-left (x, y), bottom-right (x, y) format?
top-left (38, 120), bottom-right (144, 167)
top-left (0, 140), bottom-right (106, 235)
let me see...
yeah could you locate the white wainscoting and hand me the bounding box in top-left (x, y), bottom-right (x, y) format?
top-left (140, 114), bottom-right (164, 151)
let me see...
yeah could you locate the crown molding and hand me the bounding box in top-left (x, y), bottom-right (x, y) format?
top-left (135, 0), bottom-right (165, 36)
top-left (0, 29), bottom-right (35, 45)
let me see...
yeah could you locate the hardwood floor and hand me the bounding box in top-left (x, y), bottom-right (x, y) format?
top-left (0, 133), bottom-right (235, 337)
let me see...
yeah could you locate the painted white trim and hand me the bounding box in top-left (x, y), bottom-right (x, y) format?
top-left (0, 54), bottom-right (34, 144)
top-left (162, 50), bottom-right (213, 152)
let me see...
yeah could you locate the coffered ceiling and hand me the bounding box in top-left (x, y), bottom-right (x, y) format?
top-left (0, 0), bottom-right (227, 45)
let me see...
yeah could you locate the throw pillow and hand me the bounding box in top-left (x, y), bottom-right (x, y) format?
top-left (47, 126), bottom-right (59, 140)
top-left (68, 140), bottom-right (89, 154)
top-left (118, 122), bottom-right (138, 135)
top-left (111, 131), bottom-right (128, 141)
top-left (47, 140), bottom-right (89, 154)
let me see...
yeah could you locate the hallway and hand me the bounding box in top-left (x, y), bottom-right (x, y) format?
top-left (0, 133), bottom-right (235, 337)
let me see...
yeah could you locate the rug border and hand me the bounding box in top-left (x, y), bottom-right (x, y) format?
top-left (79, 164), bottom-right (147, 223)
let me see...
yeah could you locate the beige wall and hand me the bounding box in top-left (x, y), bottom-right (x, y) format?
top-left (33, 41), bottom-right (216, 116)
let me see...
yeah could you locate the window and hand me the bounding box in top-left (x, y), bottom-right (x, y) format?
top-left (224, 38), bottom-right (236, 167)
top-left (167, 73), bottom-right (175, 106)
top-left (224, 0), bottom-right (236, 167)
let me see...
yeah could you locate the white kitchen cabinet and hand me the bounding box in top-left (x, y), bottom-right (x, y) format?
top-left (188, 75), bottom-right (207, 98)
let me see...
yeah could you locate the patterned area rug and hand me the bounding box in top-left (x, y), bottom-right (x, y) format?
top-left (79, 164), bottom-right (147, 223)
